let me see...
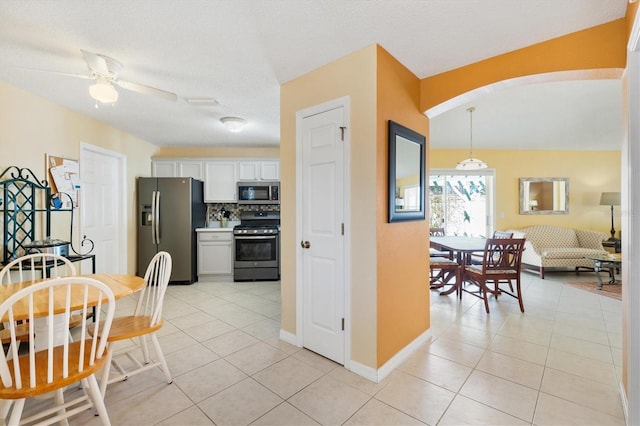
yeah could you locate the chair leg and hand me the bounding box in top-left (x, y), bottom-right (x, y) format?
top-left (151, 333), bottom-right (172, 384)
top-left (140, 335), bottom-right (151, 365)
top-left (7, 398), bottom-right (24, 426)
top-left (480, 280), bottom-right (491, 314)
top-left (516, 279), bottom-right (525, 313)
top-left (99, 347), bottom-right (114, 398)
top-left (54, 388), bottom-right (69, 426)
top-left (0, 399), bottom-right (13, 423)
top-left (86, 374), bottom-right (111, 425)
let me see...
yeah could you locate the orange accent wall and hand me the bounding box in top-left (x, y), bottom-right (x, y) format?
top-left (420, 19), bottom-right (626, 113)
top-left (376, 46), bottom-right (430, 366)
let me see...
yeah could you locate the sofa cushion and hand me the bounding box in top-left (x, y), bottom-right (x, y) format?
top-left (541, 248), bottom-right (605, 259)
top-left (524, 225), bottom-right (579, 249)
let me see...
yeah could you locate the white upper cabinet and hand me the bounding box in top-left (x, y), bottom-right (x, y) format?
top-left (204, 161), bottom-right (237, 202)
top-left (152, 160), bottom-right (177, 177)
top-left (237, 160), bottom-right (280, 181)
top-left (237, 162), bottom-right (260, 181)
top-left (154, 158), bottom-right (278, 202)
top-left (152, 159), bottom-right (204, 180)
top-left (260, 160), bottom-right (280, 181)
top-left (178, 160), bottom-right (204, 180)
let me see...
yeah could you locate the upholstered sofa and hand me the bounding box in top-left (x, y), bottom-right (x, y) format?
top-left (506, 225), bottom-right (608, 279)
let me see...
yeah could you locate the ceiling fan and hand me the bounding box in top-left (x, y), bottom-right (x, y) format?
top-left (23, 49), bottom-right (178, 104)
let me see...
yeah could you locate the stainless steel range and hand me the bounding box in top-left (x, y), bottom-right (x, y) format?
top-left (233, 211), bottom-right (280, 281)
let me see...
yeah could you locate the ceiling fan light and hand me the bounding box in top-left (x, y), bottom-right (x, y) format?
top-left (220, 116), bottom-right (247, 133)
top-left (89, 82), bottom-right (118, 104)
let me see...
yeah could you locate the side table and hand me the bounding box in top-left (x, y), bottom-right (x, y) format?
top-left (586, 254), bottom-right (622, 290)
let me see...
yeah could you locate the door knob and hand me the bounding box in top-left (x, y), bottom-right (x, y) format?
top-left (300, 240), bottom-right (311, 249)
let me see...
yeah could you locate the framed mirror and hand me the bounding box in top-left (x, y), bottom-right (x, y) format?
top-left (519, 177), bottom-right (569, 214)
top-left (388, 120), bottom-right (425, 222)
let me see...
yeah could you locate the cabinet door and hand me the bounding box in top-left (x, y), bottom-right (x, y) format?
top-left (237, 162), bottom-right (259, 181)
top-left (198, 242), bottom-right (233, 275)
top-left (152, 160), bottom-right (177, 177)
top-left (260, 161), bottom-right (280, 180)
top-left (178, 161), bottom-right (204, 180)
top-left (204, 161), bottom-right (237, 202)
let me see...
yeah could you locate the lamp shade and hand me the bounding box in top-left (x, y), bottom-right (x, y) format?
top-left (455, 157), bottom-right (488, 170)
top-left (599, 192), bottom-right (620, 206)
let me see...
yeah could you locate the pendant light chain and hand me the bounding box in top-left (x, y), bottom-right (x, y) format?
top-left (468, 106), bottom-right (475, 158)
top-left (455, 105), bottom-right (487, 170)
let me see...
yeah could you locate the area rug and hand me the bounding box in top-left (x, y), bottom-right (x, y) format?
top-left (564, 281), bottom-right (621, 301)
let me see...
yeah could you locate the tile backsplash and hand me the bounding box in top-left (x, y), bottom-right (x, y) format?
top-left (206, 203), bottom-right (279, 222)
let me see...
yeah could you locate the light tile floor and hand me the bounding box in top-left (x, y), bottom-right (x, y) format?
top-left (22, 270), bottom-right (624, 425)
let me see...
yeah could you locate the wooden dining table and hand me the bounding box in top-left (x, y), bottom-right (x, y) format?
top-left (0, 273), bottom-right (145, 322)
top-left (430, 236), bottom-right (488, 295)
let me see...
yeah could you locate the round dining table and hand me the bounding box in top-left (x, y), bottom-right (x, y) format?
top-left (0, 273), bottom-right (145, 322)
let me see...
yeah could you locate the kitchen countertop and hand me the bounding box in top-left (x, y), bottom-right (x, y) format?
top-left (196, 227), bottom-right (234, 232)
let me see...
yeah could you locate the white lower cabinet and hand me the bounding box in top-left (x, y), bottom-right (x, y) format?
top-left (197, 230), bottom-right (233, 279)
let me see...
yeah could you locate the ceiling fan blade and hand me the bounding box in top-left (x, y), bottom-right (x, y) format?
top-left (116, 80), bottom-right (178, 101)
top-left (12, 66), bottom-right (93, 80)
top-left (81, 49), bottom-right (110, 76)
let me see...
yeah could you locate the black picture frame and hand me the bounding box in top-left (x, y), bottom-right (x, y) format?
top-left (388, 120), bottom-right (426, 223)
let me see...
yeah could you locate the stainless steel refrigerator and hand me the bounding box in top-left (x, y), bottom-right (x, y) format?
top-left (137, 177), bottom-right (206, 284)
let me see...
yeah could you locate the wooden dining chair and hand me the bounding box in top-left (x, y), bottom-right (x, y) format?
top-left (0, 252), bottom-right (77, 284)
top-left (0, 276), bottom-right (115, 426)
top-left (468, 231), bottom-right (514, 265)
top-left (460, 238), bottom-right (526, 314)
top-left (0, 253), bottom-right (78, 348)
top-left (429, 227), bottom-right (453, 258)
top-left (429, 257), bottom-right (460, 295)
top-left (90, 251), bottom-right (173, 396)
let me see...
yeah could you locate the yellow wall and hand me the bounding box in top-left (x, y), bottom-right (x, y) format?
top-left (281, 45), bottom-right (378, 367)
top-left (0, 81), bottom-right (157, 274)
top-left (430, 150), bottom-right (621, 233)
top-left (376, 46), bottom-right (429, 366)
top-left (420, 19), bottom-right (626, 112)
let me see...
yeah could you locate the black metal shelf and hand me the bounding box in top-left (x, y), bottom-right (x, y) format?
top-left (0, 166), bottom-right (92, 265)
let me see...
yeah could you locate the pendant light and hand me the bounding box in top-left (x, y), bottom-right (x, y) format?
top-left (456, 106), bottom-right (488, 170)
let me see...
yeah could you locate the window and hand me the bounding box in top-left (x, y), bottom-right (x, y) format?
top-left (429, 169), bottom-right (495, 237)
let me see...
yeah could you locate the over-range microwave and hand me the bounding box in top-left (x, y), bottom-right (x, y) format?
top-left (237, 181), bottom-right (280, 204)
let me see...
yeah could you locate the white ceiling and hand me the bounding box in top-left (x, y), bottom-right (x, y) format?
top-left (0, 0), bottom-right (627, 150)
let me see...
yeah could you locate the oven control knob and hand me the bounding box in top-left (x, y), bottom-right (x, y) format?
top-left (253, 230), bottom-right (258, 234)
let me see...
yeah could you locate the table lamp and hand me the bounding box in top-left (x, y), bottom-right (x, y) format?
top-left (599, 192), bottom-right (621, 241)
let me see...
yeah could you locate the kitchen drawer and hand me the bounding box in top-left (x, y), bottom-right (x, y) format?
top-left (198, 232), bottom-right (232, 242)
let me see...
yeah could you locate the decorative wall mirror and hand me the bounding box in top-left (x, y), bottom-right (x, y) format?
top-left (519, 177), bottom-right (569, 214)
top-left (388, 120), bottom-right (425, 222)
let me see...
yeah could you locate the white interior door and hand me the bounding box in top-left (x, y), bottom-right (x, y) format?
top-left (300, 105), bottom-right (346, 364)
top-left (80, 144), bottom-right (126, 273)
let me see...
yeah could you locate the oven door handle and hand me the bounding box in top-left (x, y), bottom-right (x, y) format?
top-left (234, 235), bottom-right (277, 240)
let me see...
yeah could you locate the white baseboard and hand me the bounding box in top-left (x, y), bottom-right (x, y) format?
top-left (619, 380), bottom-right (629, 424)
top-left (347, 328), bottom-right (432, 383)
top-left (277, 327), bottom-right (432, 384)
top-left (279, 329), bottom-right (299, 346)
top-left (376, 328), bottom-right (432, 382)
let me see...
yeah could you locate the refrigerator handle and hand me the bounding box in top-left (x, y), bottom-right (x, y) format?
top-left (154, 190), bottom-right (161, 244)
top-left (151, 190), bottom-right (157, 244)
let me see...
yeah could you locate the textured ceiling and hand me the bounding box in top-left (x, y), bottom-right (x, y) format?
top-left (0, 0), bottom-right (627, 149)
